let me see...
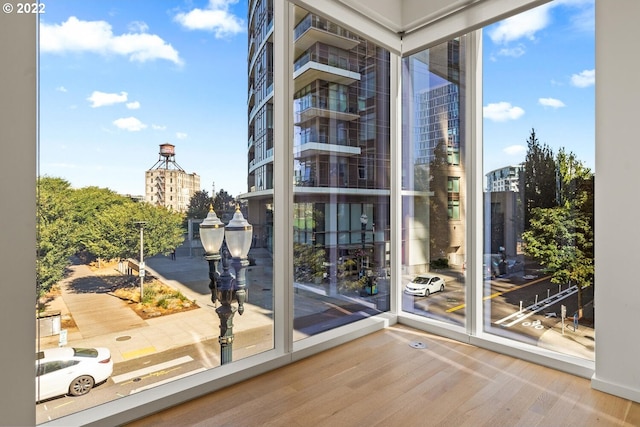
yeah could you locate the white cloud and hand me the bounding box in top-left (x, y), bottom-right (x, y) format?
top-left (571, 69), bottom-right (595, 88)
top-left (113, 117), bottom-right (147, 131)
top-left (483, 102), bottom-right (525, 122)
top-left (488, 4), bottom-right (552, 44)
top-left (538, 97), bottom-right (566, 108)
top-left (40, 17), bottom-right (182, 65)
top-left (152, 124), bottom-right (167, 131)
top-left (174, 0), bottom-right (244, 38)
top-left (497, 45), bottom-right (526, 58)
top-left (176, 132), bottom-right (188, 140)
top-left (56, 86), bottom-right (67, 92)
top-left (128, 21), bottom-right (149, 33)
top-left (87, 91), bottom-right (128, 108)
top-left (126, 101), bottom-right (141, 110)
top-left (503, 145), bottom-right (526, 156)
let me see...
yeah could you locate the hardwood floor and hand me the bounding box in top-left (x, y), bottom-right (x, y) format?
top-left (126, 325), bottom-right (640, 427)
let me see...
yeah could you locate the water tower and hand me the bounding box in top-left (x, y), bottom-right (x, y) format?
top-left (145, 143), bottom-right (200, 212)
top-left (150, 143), bottom-right (185, 171)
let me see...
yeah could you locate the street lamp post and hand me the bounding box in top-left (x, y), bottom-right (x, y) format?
top-left (200, 205), bottom-right (252, 365)
top-left (135, 221), bottom-right (147, 302)
top-left (360, 213), bottom-right (377, 296)
top-left (360, 213), bottom-right (368, 292)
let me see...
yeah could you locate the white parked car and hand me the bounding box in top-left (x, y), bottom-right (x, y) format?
top-left (404, 274), bottom-right (446, 297)
top-left (36, 347), bottom-right (113, 402)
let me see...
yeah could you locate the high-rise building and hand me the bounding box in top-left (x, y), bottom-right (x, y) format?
top-left (486, 165), bottom-right (523, 192)
top-left (403, 39), bottom-right (466, 271)
top-left (245, 2), bottom-right (391, 277)
top-left (144, 143), bottom-right (200, 212)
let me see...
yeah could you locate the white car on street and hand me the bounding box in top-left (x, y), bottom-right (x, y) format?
top-left (403, 274), bottom-right (446, 297)
top-left (36, 347), bottom-right (113, 402)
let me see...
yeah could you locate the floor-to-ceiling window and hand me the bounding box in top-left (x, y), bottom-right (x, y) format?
top-left (36, 1), bottom-right (276, 422)
top-left (291, 6), bottom-right (391, 341)
top-left (400, 0), bottom-right (594, 362)
top-left (401, 38), bottom-right (468, 327)
top-left (482, 0), bottom-right (595, 360)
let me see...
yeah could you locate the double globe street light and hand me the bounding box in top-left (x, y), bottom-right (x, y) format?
top-left (199, 205), bottom-right (252, 365)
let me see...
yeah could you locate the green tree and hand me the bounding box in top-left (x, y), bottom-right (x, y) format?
top-left (213, 188), bottom-right (236, 214)
top-left (523, 128), bottom-right (557, 228)
top-left (186, 190), bottom-right (213, 220)
top-left (70, 186), bottom-right (129, 253)
top-left (293, 243), bottom-right (325, 283)
top-left (521, 143), bottom-right (595, 312)
top-left (36, 177), bottom-right (76, 295)
top-left (85, 201), bottom-right (184, 261)
top-left (522, 205), bottom-right (593, 308)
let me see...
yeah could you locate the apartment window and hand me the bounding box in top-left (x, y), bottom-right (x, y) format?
top-left (448, 177), bottom-right (460, 220)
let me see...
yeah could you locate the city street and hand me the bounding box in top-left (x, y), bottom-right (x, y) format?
top-left (35, 246), bottom-right (384, 423)
top-left (36, 249), bottom-right (594, 423)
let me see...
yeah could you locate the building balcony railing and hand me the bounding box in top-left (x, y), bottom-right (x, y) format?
top-left (248, 148), bottom-right (275, 174)
top-left (248, 85), bottom-right (255, 106)
top-left (293, 13), bottom-right (360, 56)
top-left (293, 140), bottom-right (361, 159)
top-left (294, 94), bottom-right (360, 124)
top-left (293, 54), bottom-right (360, 92)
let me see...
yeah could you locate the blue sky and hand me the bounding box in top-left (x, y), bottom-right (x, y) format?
top-left (39, 0), bottom-right (595, 197)
top-left (482, 0), bottom-right (595, 174)
top-left (39, 0), bottom-right (249, 197)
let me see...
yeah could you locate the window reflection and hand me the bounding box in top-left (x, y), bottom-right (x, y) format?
top-left (291, 6), bottom-right (391, 340)
top-left (401, 38), bottom-right (467, 325)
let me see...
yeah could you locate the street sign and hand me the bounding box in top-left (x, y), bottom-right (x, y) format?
top-left (58, 329), bottom-right (67, 347)
top-left (561, 304), bottom-right (566, 319)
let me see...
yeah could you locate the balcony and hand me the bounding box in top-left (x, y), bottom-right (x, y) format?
top-left (294, 13), bottom-right (360, 57)
top-left (293, 55), bottom-right (360, 92)
top-left (248, 85), bottom-right (255, 106)
top-left (248, 148), bottom-right (274, 174)
top-left (293, 141), bottom-right (361, 159)
top-left (294, 94), bottom-right (360, 124)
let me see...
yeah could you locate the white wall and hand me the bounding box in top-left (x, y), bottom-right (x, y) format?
top-left (0, 10), bottom-right (37, 427)
top-left (592, 1), bottom-right (640, 403)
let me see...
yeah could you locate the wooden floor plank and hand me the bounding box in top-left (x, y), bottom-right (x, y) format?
top-left (126, 325), bottom-right (637, 427)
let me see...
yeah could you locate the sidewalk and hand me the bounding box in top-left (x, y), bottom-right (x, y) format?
top-left (539, 319), bottom-right (595, 360)
top-left (37, 249), bottom-right (274, 364)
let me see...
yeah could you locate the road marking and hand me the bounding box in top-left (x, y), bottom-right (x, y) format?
top-left (111, 355), bottom-right (194, 383)
top-left (496, 286), bottom-right (578, 328)
top-left (129, 368), bottom-right (207, 394)
top-left (122, 346), bottom-right (157, 360)
top-left (446, 276), bottom-right (551, 313)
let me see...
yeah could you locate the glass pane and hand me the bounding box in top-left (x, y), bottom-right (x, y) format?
top-left (482, 1), bottom-right (595, 360)
top-left (292, 6), bottom-right (391, 341)
top-left (401, 38), bottom-right (467, 326)
top-left (37, 1), bottom-right (274, 422)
